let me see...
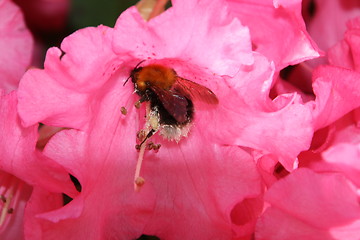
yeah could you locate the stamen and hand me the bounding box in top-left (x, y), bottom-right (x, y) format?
top-left (0, 187), bottom-right (14, 226)
top-left (0, 173), bottom-right (24, 232)
top-left (134, 138), bottom-right (148, 191)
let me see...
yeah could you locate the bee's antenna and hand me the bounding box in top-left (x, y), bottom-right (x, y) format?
top-left (123, 75), bottom-right (131, 86)
top-left (134, 59), bottom-right (146, 69)
top-left (123, 60), bottom-right (146, 86)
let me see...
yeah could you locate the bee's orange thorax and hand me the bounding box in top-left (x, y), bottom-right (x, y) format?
top-left (135, 64), bottom-right (177, 91)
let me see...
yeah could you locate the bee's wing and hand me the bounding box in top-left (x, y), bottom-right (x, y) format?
top-left (173, 77), bottom-right (219, 104)
top-left (150, 86), bottom-right (190, 124)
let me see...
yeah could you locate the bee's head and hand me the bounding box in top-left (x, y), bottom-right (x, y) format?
top-left (123, 60), bottom-right (146, 86)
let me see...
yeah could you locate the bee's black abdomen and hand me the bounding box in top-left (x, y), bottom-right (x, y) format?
top-left (146, 89), bottom-right (193, 126)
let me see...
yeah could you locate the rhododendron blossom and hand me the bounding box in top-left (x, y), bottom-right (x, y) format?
top-left (15, 0), bottom-right (321, 239)
top-left (1, 0), bottom-right (358, 239)
top-left (0, 0), bottom-right (33, 92)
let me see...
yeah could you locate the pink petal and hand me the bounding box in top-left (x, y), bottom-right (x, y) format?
top-left (322, 142), bottom-right (360, 187)
top-left (328, 17), bottom-right (360, 71)
top-left (23, 187), bottom-right (65, 240)
top-left (256, 169), bottom-right (360, 240)
top-left (309, 65), bottom-right (360, 130)
top-left (18, 67), bottom-right (93, 128)
top-left (18, 25), bottom-right (121, 128)
top-left (202, 54), bottom-right (313, 170)
top-left (226, 0), bottom-right (320, 69)
top-left (303, 123), bottom-right (360, 187)
top-left (306, 0), bottom-right (360, 52)
top-left (0, 0), bottom-right (33, 92)
top-left (0, 91), bottom-right (76, 196)
top-left (47, 25), bottom-right (120, 91)
top-left (113, 2), bottom-right (253, 76)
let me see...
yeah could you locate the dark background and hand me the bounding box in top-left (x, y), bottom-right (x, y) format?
top-left (70, 0), bottom-right (138, 28)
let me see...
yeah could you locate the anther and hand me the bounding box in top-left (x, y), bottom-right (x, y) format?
top-left (137, 130), bottom-right (146, 142)
top-left (152, 143), bottom-right (161, 152)
top-left (120, 106), bottom-right (127, 115)
top-left (146, 142), bottom-right (154, 150)
top-left (135, 177), bottom-right (145, 188)
top-left (135, 144), bottom-right (141, 151)
top-left (135, 100), bottom-right (141, 109)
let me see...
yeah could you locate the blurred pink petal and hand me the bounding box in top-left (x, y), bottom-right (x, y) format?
top-left (256, 169), bottom-right (360, 240)
top-left (0, 0), bottom-right (33, 92)
top-left (13, 0), bottom-right (70, 32)
top-left (306, 0), bottom-right (360, 52)
top-left (309, 65), bottom-right (360, 130)
top-left (226, 0), bottom-right (321, 69)
top-left (322, 142), bottom-right (360, 187)
top-left (300, 122), bottom-right (360, 188)
top-left (328, 17), bottom-right (360, 71)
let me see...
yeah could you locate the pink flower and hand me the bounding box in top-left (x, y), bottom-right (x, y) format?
top-left (256, 169), bottom-right (360, 240)
top-left (0, 91), bottom-right (77, 239)
top-left (17, 0), bottom-right (318, 238)
top-left (0, 0), bottom-right (33, 92)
